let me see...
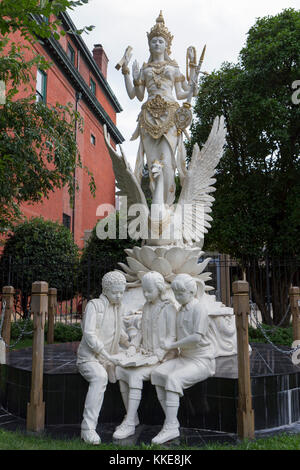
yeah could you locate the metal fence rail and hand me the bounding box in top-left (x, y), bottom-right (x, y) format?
top-left (0, 254), bottom-right (299, 326)
top-left (0, 255), bottom-right (119, 324)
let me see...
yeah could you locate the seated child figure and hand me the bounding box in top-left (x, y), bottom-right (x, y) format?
top-left (113, 271), bottom-right (177, 440)
top-left (150, 273), bottom-right (216, 444)
top-left (77, 271), bottom-right (134, 445)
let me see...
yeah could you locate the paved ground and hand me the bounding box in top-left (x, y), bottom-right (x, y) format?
top-left (1, 406), bottom-right (300, 448)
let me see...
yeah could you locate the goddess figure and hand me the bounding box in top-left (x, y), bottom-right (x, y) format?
top-left (120, 11), bottom-right (199, 206)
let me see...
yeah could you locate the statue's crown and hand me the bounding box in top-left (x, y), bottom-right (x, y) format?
top-left (147, 11), bottom-right (173, 55)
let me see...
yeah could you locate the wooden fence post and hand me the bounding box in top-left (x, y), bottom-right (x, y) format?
top-left (233, 280), bottom-right (255, 440)
top-left (47, 288), bottom-right (57, 344)
top-left (27, 281), bottom-right (48, 432)
top-left (2, 286), bottom-right (15, 349)
top-left (290, 287), bottom-right (300, 342)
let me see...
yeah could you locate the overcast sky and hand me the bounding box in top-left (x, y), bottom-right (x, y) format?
top-left (69, 0), bottom-right (298, 168)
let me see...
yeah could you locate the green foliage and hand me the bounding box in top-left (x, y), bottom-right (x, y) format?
top-left (0, 0), bottom-right (94, 42)
top-left (0, 427), bottom-right (300, 450)
top-left (79, 214), bottom-right (141, 298)
top-left (189, 8), bottom-right (300, 259)
top-left (51, 322), bottom-right (82, 342)
top-left (0, 0), bottom-right (96, 231)
top-left (0, 100), bottom-right (96, 231)
top-left (189, 9), bottom-right (300, 325)
top-left (0, 218), bottom-right (79, 303)
top-left (81, 213), bottom-right (141, 265)
top-left (249, 324), bottom-right (293, 346)
top-left (10, 319), bottom-right (34, 340)
top-left (10, 319), bottom-right (82, 343)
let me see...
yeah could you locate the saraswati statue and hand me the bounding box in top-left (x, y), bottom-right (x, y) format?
top-left (103, 12), bottom-right (237, 360)
top-left (105, 11), bottom-right (225, 247)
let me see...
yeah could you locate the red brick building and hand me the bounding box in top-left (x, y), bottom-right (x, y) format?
top-left (8, 12), bottom-right (124, 248)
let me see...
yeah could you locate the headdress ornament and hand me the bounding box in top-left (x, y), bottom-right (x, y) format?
top-left (147, 11), bottom-right (173, 55)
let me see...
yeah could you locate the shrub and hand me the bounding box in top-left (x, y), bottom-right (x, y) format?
top-left (52, 322), bottom-right (82, 343)
top-left (249, 324), bottom-right (293, 346)
top-left (0, 217), bottom-right (79, 316)
top-left (10, 319), bottom-right (82, 343)
top-left (11, 319), bottom-right (34, 340)
top-left (79, 213), bottom-right (141, 299)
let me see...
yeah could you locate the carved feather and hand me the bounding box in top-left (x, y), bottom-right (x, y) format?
top-left (103, 125), bottom-right (149, 214)
top-left (177, 116), bottom-right (226, 244)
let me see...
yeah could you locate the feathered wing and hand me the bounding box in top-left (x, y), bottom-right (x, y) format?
top-left (103, 125), bottom-right (149, 238)
top-left (177, 116), bottom-right (226, 244)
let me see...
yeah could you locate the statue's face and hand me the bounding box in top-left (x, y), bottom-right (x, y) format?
top-left (173, 287), bottom-right (194, 306)
top-left (104, 283), bottom-right (125, 305)
top-left (142, 277), bottom-right (160, 303)
top-left (149, 36), bottom-right (166, 55)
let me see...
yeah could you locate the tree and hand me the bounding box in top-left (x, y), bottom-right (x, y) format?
top-left (0, 217), bottom-right (79, 317)
top-left (189, 8), bottom-right (300, 325)
top-left (0, 1), bottom-right (93, 41)
top-left (0, 0), bottom-right (95, 231)
top-left (79, 213), bottom-right (141, 299)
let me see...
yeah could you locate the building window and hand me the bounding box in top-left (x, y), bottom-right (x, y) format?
top-left (67, 43), bottom-right (75, 65)
top-left (91, 134), bottom-right (96, 145)
top-left (36, 69), bottom-right (47, 103)
top-left (63, 213), bottom-right (71, 230)
top-left (90, 78), bottom-right (96, 95)
top-left (40, 15), bottom-right (49, 24)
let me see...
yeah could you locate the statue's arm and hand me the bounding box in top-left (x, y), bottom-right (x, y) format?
top-left (174, 68), bottom-right (197, 100)
top-left (174, 80), bottom-right (195, 100)
top-left (134, 82), bottom-right (145, 102)
top-left (172, 333), bottom-right (202, 349)
top-left (158, 304), bottom-right (178, 361)
top-left (82, 302), bottom-right (105, 354)
top-left (123, 66), bottom-right (136, 100)
top-left (132, 60), bottom-right (145, 102)
top-left (173, 304), bottom-right (207, 349)
top-left (166, 304), bottom-right (177, 342)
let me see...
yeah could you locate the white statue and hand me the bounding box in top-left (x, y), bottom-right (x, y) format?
top-left (104, 11), bottom-right (223, 247)
top-left (76, 271), bottom-right (134, 445)
top-left (121, 11), bottom-right (199, 206)
top-left (112, 271), bottom-right (177, 440)
top-left (95, 11), bottom-right (239, 443)
top-left (150, 274), bottom-right (216, 444)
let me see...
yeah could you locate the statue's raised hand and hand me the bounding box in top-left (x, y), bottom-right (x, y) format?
top-left (132, 60), bottom-right (140, 81)
top-left (124, 46), bottom-right (133, 66)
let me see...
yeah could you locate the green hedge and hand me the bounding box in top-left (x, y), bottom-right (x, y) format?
top-left (249, 324), bottom-right (293, 347)
top-left (10, 320), bottom-right (293, 348)
top-left (10, 320), bottom-right (82, 343)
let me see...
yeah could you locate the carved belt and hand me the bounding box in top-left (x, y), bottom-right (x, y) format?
top-left (140, 95), bottom-right (179, 139)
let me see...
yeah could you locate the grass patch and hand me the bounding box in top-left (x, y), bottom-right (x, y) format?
top-left (0, 428), bottom-right (299, 450)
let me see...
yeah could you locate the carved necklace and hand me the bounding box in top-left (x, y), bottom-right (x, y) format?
top-left (148, 60), bottom-right (169, 68)
top-left (151, 64), bottom-right (166, 89)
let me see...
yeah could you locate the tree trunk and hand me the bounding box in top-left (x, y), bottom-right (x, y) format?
top-left (245, 258), bottom-right (273, 326)
top-left (270, 258), bottom-right (296, 326)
